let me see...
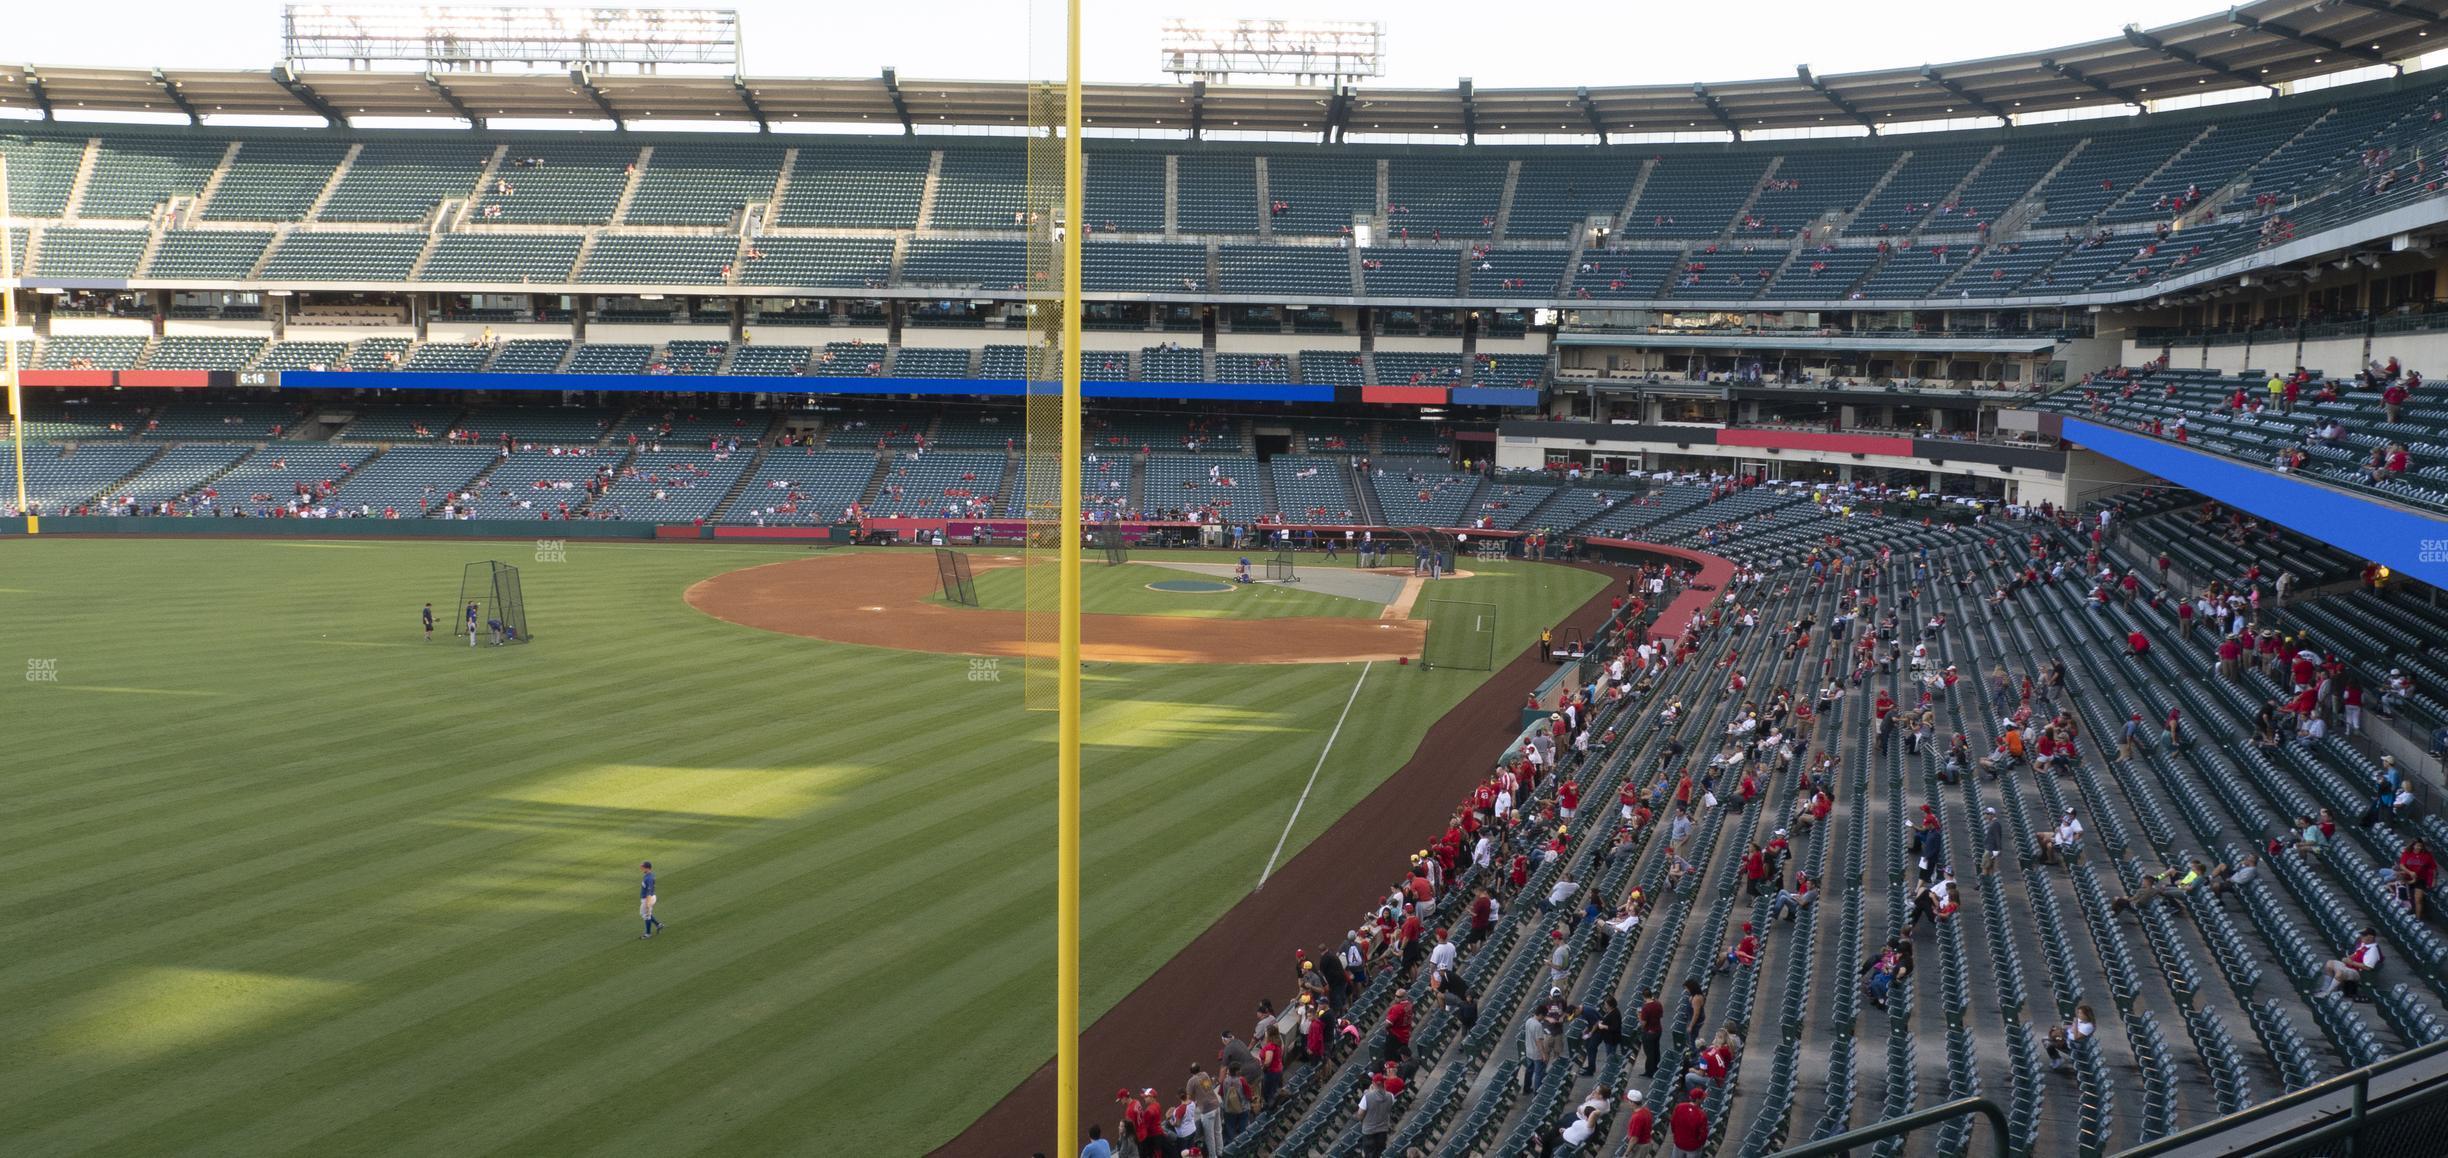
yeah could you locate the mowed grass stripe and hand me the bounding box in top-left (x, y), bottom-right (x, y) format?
top-left (1, 649), bottom-right (1003, 1026)
top-left (14, 661), bottom-right (1282, 1145)
top-left (0, 540), bottom-right (1605, 1156)
top-left (364, 671), bottom-right (1353, 1156)
top-left (18, 697), bottom-right (1044, 1152)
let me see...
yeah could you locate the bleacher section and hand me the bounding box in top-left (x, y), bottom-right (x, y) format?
top-left (1268, 458), bottom-right (1356, 520)
top-left (1216, 353), bottom-right (1291, 384)
top-left (36, 336), bottom-right (147, 370)
top-left (722, 448), bottom-right (877, 524)
top-left (327, 445), bottom-right (498, 515)
top-left (0, 134), bottom-right (90, 216)
top-left (579, 235), bottom-right (738, 285)
top-left (1083, 242), bottom-right (1208, 293)
top-left (929, 145), bottom-right (1025, 230)
top-left (32, 229), bottom-right (147, 278)
top-left (1506, 155), bottom-right (1646, 240)
top-left (1084, 151), bottom-right (1167, 233)
top-left (1386, 156), bottom-right (1508, 239)
top-left (775, 141), bottom-right (928, 228)
top-left (1468, 249), bottom-right (1567, 297)
top-left (11, 442), bottom-right (166, 512)
top-left (890, 347), bottom-right (973, 379)
top-left (421, 234), bottom-right (584, 283)
top-left (1142, 454), bottom-right (1262, 521)
top-left (1299, 350), bottom-right (1368, 387)
top-left (625, 144), bottom-right (783, 226)
top-left (738, 237), bottom-right (894, 288)
top-left (208, 445), bottom-right (369, 512)
top-left (1220, 245), bottom-right (1349, 296)
top-left (902, 239), bottom-right (1025, 291)
top-left (1264, 153), bottom-right (1376, 236)
top-left (729, 345), bottom-right (812, 376)
top-left (1360, 248), bottom-right (1459, 297)
top-left (1176, 154), bottom-right (1258, 233)
top-left (142, 336), bottom-right (266, 370)
top-left (2035, 365), bottom-right (2448, 515)
top-left (1620, 154), bottom-right (1768, 238)
top-left (99, 443), bottom-right (251, 508)
top-left (1139, 346), bottom-right (1201, 383)
top-left (260, 232), bottom-right (426, 282)
top-left (1368, 458), bottom-right (1480, 525)
top-left (867, 451), bottom-right (1007, 518)
top-left (1848, 145), bottom-right (1988, 235)
top-left (321, 141), bottom-right (494, 223)
top-left (473, 143), bottom-right (635, 224)
top-left (148, 231), bottom-right (273, 280)
top-left (201, 140), bottom-right (350, 221)
top-left (255, 341), bottom-right (347, 371)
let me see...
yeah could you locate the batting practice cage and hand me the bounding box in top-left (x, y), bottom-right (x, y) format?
top-left (1266, 547), bottom-right (1299, 583)
top-left (1097, 521), bottom-right (1128, 566)
top-left (458, 561), bottom-right (531, 644)
top-left (936, 548), bottom-right (980, 606)
top-left (1421, 600), bottom-right (1497, 670)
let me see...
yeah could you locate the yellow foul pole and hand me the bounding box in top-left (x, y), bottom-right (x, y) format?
top-left (1055, 0), bottom-right (1085, 1154)
top-left (2, 155), bottom-right (29, 534)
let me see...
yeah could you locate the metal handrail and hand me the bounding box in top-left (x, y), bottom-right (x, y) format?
top-left (2108, 1037), bottom-right (2448, 1158)
top-left (1767, 1096), bottom-right (2009, 1158)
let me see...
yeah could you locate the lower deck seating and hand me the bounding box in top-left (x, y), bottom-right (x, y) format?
top-left (1141, 454), bottom-right (1262, 522)
top-left (588, 447), bottom-right (751, 521)
top-left (721, 448), bottom-right (877, 524)
top-left (326, 445), bottom-right (498, 516)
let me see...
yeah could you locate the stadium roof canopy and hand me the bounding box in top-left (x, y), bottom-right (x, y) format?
top-left (0, 0), bottom-right (2440, 137)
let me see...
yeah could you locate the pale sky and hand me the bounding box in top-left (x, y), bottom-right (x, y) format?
top-left (8, 0), bottom-right (2229, 89)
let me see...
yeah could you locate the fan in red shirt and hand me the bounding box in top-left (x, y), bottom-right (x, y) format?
top-left (1672, 1087), bottom-right (1711, 1150)
top-left (1384, 996), bottom-right (1415, 1058)
top-left (1625, 1090), bottom-right (1658, 1144)
top-left (2127, 630), bottom-right (2150, 659)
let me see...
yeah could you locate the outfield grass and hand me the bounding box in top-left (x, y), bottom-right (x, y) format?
top-left (0, 539), bottom-right (1604, 1155)
top-left (942, 553), bottom-right (1389, 619)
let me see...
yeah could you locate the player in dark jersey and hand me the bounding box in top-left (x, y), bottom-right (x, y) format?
top-left (640, 862), bottom-right (665, 938)
top-left (422, 602), bottom-right (434, 642)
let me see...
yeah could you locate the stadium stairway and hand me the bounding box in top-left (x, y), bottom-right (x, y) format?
top-left (703, 443), bottom-right (773, 522)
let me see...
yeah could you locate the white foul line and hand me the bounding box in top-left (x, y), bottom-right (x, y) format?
top-left (1258, 660), bottom-right (1372, 890)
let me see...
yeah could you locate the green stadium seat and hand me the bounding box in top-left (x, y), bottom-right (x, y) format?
top-left (320, 141), bottom-right (492, 223)
top-left (260, 233), bottom-right (425, 282)
top-left (418, 234), bottom-right (583, 283)
top-left (625, 144), bottom-right (783, 226)
top-left (80, 136), bottom-right (226, 219)
top-left (201, 140), bottom-right (350, 221)
top-left (148, 231), bottom-right (272, 280)
top-left (33, 228), bottom-right (147, 278)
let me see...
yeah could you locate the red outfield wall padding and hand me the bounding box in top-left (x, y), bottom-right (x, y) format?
top-left (1361, 386), bottom-right (1449, 405)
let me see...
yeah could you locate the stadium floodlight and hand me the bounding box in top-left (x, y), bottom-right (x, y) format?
top-left (1159, 17), bottom-right (1383, 86)
top-left (282, 4), bottom-right (742, 73)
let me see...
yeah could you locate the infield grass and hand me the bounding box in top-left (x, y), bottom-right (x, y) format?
top-left (0, 537), bottom-right (1605, 1156)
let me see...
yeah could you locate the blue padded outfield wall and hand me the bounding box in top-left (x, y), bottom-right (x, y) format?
top-left (271, 371), bottom-right (1540, 408)
top-left (2065, 417), bottom-right (2448, 589)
